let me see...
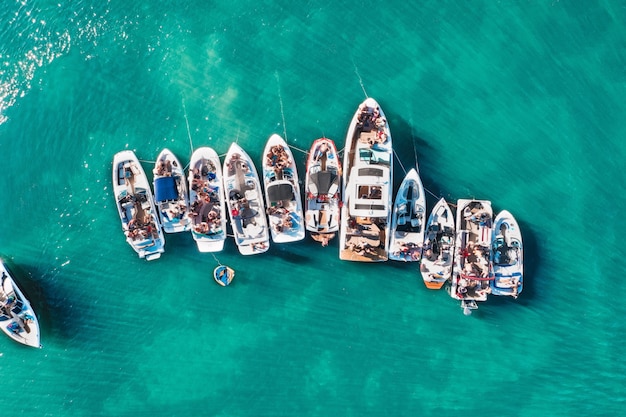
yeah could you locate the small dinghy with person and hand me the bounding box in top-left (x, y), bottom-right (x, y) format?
top-left (223, 143), bottom-right (270, 255)
top-left (188, 147), bottom-right (227, 252)
top-left (304, 137), bottom-right (342, 246)
top-left (388, 168), bottom-right (426, 262)
top-left (0, 260), bottom-right (40, 348)
top-left (153, 148), bottom-right (191, 233)
top-left (261, 134), bottom-right (305, 243)
top-left (490, 210), bottom-right (523, 298)
top-left (112, 150), bottom-right (165, 261)
top-left (419, 198), bottom-right (455, 290)
top-left (213, 265), bottom-right (235, 286)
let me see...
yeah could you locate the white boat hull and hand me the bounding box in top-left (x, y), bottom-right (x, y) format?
top-left (420, 198), bottom-right (455, 289)
top-left (338, 98), bottom-right (393, 262)
top-left (188, 147), bottom-right (227, 252)
top-left (261, 134), bottom-right (305, 243)
top-left (112, 150), bottom-right (165, 260)
top-left (450, 199), bottom-right (493, 303)
top-left (0, 260), bottom-right (40, 348)
top-left (490, 210), bottom-right (523, 298)
top-left (153, 148), bottom-right (191, 234)
top-left (389, 168), bottom-right (426, 262)
top-left (223, 143), bottom-right (270, 255)
top-left (304, 138), bottom-right (342, 243)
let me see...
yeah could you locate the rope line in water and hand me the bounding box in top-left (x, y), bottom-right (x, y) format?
top-left (288, 144), bottom-right (309, 155)
top-left (182, 97), bottom-right (194, 154)
top-left (274, 71), bottom-right (288, 142)
top-left (352, 56), bottom-right (368, 99)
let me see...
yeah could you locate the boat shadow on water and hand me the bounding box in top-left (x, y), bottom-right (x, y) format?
top-left (266, 244), bottom-right (311, 266)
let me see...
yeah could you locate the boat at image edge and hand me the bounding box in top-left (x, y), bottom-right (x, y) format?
top-left (0, 260), bottom-right (40, 348)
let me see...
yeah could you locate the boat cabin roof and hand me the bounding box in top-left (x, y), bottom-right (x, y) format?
top-left (268, 182), bottom-right (295, 202)
top-left (154, 176), bottom-right (178, 202)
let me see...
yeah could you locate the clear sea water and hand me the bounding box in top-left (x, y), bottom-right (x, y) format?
top-left (1, 1), bottom-right (625, 415)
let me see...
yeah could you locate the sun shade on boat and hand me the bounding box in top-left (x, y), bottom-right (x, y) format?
top-left (268, 183), bottom-right (295, 202)
top-left (310, 171), bottom-right (337, 195)
top-left (154, 176), bottom-right (179, 202)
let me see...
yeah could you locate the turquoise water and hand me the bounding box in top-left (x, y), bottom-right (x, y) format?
top-left (1, 0), bottom-right (625, 415)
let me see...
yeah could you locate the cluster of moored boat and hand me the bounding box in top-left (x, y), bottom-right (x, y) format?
top-left (112, 97), bottom-right (523, 312)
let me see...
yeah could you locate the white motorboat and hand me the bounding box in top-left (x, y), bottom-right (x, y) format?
top-left (304, 137), bottom-right (342, 246)
top-left (450, 199), bottom-right (493, 312)
top-left (388, 168), bottom-right (426, 262)
top-left (188, 147), bottom-right (227, 252)
top-left (261, 134), bottom-right (305, 243)
top-left (112, 150), bottom-right (165, 261)
top-left (153, 148), bottom-right (191, 233)
top-left (0, 260), bottom-right (40, 348)
top-left (222, 143), bottom-right (270, 255)
top-left (338, 97), bottom-right (393, 262)
top-left (490, 210), bottom-right (523, 298)
top-left (420, 198), bottom-right (455, 290)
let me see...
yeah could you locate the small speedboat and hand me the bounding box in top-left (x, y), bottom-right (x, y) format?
top-left (388, 168), bottom-right (426, 262)
top-left (213, 265), bottom-right (235, 286)
top-left (112, 150), bottom-right (165, 261)
top-left (420, 198), bottom-right (455, 290)
top-left (490, 210), bottom-right (523, 298)
top-left (0, 260), bottom-right (40, 348)
top-left (304, 137), bottom-right (341, 246)
top-left (223, 143), bottom-right (270, 255)
top-left (338, 97), bottom-right (393, 262)
top-left (153, 148), bottom-right (191, 233)
top-left (188, 147), bottom-right (227, 252)
top-left (450, 199), bottom-right (493, 313)
top-left (261, 134), bottom-right (305, 243)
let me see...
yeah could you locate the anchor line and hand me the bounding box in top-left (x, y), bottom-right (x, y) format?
top-left (182, 97), bottom-right (194, 154)
top-left (352, 56), bottom-right (368, 99)
top-left (275, 71), bottom-right (288, 142)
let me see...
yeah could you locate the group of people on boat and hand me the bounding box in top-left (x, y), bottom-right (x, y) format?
top-left (153, 158), bottom-right (174, 177)
top-left (265, 144), bottom-right (292, 174)
top-left (357, 104), bottom-right (388, 146)
top-left (267, 203), bottom-right (294, 233)
top-left (393, 241), bottom-right (422, 260)
top-left (119, 194), bottom-right (159, 241)
top-left (190, 160), bottom-right (218, 193)
top-left (1, 273), bottom-right (35, 334)
top-left (190, 199), bottom-right (222, 235)
top-left (461, 242), bottom-right (490, 278)
top-left (189, 160), bottom-right (223, 235)
top-left (463, 202), bottom-right (491, 226)
top-left (225, 153), bottom-right (250, 176)
top-left (455, 275), bottom-right (491, 299)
